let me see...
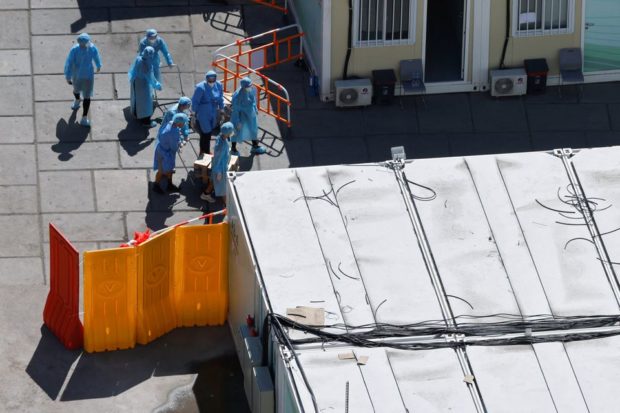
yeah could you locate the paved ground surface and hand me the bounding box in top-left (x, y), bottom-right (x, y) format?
top-left (1, 0), bottom-right (620, 412)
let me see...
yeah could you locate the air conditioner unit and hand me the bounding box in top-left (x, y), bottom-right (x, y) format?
top-left (335, 78), bottom-right (373, 107)
top-left (490, 68), bottom-right (527, 97)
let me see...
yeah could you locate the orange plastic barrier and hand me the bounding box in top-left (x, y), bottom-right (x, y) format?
top-left (83, 247), bottom-right (137, 353)
top-left (82, 211), bottom-right (229, 352)
top-left (175, 223), bottom-right (229, 327)
top-left (43, 224), bottom-right (83, 350)
top-left (136, 228), bottom-right (177, 345)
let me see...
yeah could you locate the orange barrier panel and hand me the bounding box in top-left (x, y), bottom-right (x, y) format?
top-left (83, 248), bottom-right (137, 353)
top-left (136, 228), bottom-right (177, 345)
top-left (43, 224), bottom-right (83, 350)
top-left (175, 223), bottom-right (229, 327)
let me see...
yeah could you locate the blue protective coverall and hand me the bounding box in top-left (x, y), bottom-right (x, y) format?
top-left (138, 37), bottom-right (173, 82)
top-left (64, 43), bottom-right (102, 98)
top-left (211, 133), bottom-right (231, 197)
top-left (230, 87), bottom-right (258, 143)
top-left (153, 122), bottom-right (183, 172)
top-left (159, 104), bottom-right (190, 139)
top-left (191, 80), bottom-right (224, 134)
top-left (128, 52), bottom-right (161, 119)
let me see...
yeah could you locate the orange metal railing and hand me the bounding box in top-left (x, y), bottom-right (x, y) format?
top-left (212, 24), bottom-right (304, 127)
top-left (251, 0), bottom-right (288, 14)
top-left (214, 54), bottom-right (292, 127)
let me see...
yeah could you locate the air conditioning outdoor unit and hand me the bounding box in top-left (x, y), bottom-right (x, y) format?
top-left (490, 68), bottom-right (527, 97)
top-left (335, 78), bottom-right (373, 107)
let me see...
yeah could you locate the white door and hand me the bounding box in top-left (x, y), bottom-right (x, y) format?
top-left (584, 0), bottom-right (620, 72)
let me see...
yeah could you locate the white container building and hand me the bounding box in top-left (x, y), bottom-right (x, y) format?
top-left (227, 146), bottom-right (620, 412)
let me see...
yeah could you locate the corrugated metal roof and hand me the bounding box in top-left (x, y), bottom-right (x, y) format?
top-left (232, 147), bottom-right (620, 412)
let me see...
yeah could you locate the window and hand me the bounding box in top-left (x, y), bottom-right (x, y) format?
top-left (513, 0), bottom-right (574, 37)
top-left (354, 0), bottom-right (416, 47)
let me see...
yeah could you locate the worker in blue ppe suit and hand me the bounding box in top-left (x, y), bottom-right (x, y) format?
top-left (153, 113), bottom-right (189, 194)
top-left (191, 70), bottom-right (224, 156)
top-left (138, 29), bottom-right (173, 83)
top-left (230, 77), bottom-right (266, 155)
top-left (64, 33), bottom-right (102, 127)
top-left (202, 122), bottom-right (234, 204)
top-left (128, 46), bottom-right (162, 128)
top-left (159, 96), bottom-right (191, 140)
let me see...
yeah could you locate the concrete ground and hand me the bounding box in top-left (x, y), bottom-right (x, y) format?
top-left (1, 0), bottom-right (620, 412)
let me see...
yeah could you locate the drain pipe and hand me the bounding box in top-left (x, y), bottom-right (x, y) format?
top-left (499, 0), bottom-right (510, 69)
top-left (343, 0), bottom-right (353, 79)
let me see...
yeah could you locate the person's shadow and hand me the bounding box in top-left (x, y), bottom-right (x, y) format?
top-left (118, 107), bottom-right (153, 158)
top-left (51, 109), bottom-right (89, 161)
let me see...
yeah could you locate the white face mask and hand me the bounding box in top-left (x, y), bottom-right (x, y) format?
top-left (148, 38), bottom-right (156, 45)
top-left (244, 86), bottom-right (252, 92)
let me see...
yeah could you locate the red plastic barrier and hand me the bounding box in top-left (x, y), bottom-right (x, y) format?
top-left (43, 224), bottom-right (83, 350)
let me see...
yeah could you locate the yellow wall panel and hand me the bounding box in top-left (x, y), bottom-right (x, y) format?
top-left (83, 248), bottom-right (137, 353)
top-left (136, 228), bottom-right (177, 345)
top-left (175, 223), bottom-right (229, 327)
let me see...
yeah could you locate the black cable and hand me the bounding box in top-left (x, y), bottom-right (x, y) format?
top-left (499, 0), bottom-right (510, 69)
top-left (269, 313), bottom-right (620, 351)
top-left (564, 237), bottom-right (594, 250)
top-left (535, 199), bottom-right (574, 214)
top-left (405, 178), bottom-right (437, 201)
top-left (343, 0), bottom-right (353, 79)
top-left (598, 227), bottom-right (620, 237)
top-left (338, 262), bottom-right (360, 280)
top-left (446, 294), bottom-right (474, 310)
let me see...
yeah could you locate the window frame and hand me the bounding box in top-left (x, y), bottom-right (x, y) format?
top-left (512, 0), bottom-right (575, 37)
top-left (352, 0), bottom-right (417, 48)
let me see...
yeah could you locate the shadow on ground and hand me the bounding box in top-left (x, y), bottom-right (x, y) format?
top-left (26, 326), bottom-right (82, 400)
top-left (118, 106), bottom-right (153, 156)
top-left (51, 109), bottom-right (90, 161)
top-left (27, 323), bottom-right (247, 411)
top-left (69, 1), bottom-right (235, 33)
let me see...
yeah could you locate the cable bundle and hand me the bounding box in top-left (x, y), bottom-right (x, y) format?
top-left (269, 313), bottom-right (620, 351)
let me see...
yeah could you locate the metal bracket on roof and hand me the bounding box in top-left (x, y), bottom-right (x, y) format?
top-left (552, 147), bottom-right (574, 158)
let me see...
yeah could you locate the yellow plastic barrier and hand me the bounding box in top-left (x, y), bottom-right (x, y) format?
top-left (175, 223), bottom-right (229, 326)
top-left (136, 228), bottom-right (177, 345)
top-left (83, 248), bottom-right (137, 353)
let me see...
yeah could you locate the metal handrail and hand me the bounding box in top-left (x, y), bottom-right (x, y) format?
top-left (213, 53), bottom-right (292, 127)
top-left (212, 23), bottom-right (304, 67)
top-left (251, 0), bottom-right (288, 14)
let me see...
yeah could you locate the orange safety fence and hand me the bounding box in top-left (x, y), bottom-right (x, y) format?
top-left (214, 54), bottom-right (292, 127)
top-left (83, 247), bottom-right (137, 353)
top-left (175, 222), bottom-right (229, 327)
top-left (136, 228), bottom-right (177, 345)
top-left (212, 24), bottom-right (304, 127)
top-left (222, 33), bottom-right (303, 74)
top-left (251, 0), bottom-right (288, 14)
top-left (82, 210), bottom-right (228, 352)
top-left (43, 224), bottom-right (83, 350)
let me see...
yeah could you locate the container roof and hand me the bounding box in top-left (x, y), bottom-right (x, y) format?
top-left (231, 147), bottom-right (620, 412)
